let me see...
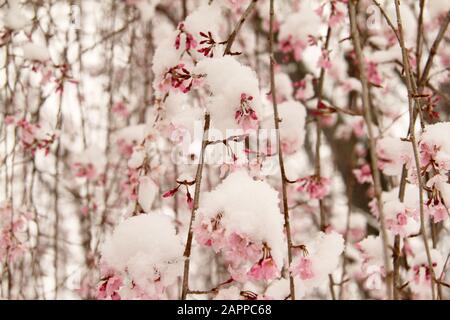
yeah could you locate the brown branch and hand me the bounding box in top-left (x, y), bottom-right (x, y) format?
top-left (426, 81), bottom-right (450, 105)
top-left (269, 0), bottom-right (296, 300)
top-left (419, 9), bottom-right (450, 87)
top-left (393, 0), bottom-right (436, 300)
top-left (81, 16), bottom-right (139, 55)
top-left (223, 0), bottom-right (258, 56)
top-left (415, 0), bottom-right (425, 82)
top-left (371, 0), bottom-right (400, 42)
top-left (181, 113), bottom-right (210, 300)
top-left (348, 0), bottom-right (393, 300)
top-left (314, 6), bottom-right (336, 299)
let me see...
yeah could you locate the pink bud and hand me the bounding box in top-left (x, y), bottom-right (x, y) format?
top-left (162, 186), bottom-right (180, 198)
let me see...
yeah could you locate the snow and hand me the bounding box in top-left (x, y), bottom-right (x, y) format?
top-left (102, 213), bottom-right (183, 272)
top-left (138, 177), bottom-right (159, 212)
top-left (183, 3), bottom-right (224, 60)
top-left (2, 1), bottom-right (31, 31)
top-left (194, 56), bottom-right (263, 135)
top-left (278, 0), bottom-right (322, 62)
top-left (275, 73), bottom-right (294, 100)
top-left (420, 122), bottom-right (450, 155)
top-left (278, 3), bottom-right (321, 45)
top-left (358, 235), bottom-right (386, 267)
top-left (375, 185), bottom-right (421, 236)
top-left (113, 124), bottom-right (149, 145)
top-left (291, 231), bottom-right (344, 297)
top-left (134, 0), bottom-right (161, 22)
top-left (194, 170), bottom-right (285, 268)
top-left (21, 42), bottom-right (51, 62)
top-left (376, 136), bottom-right (413, 176)
top-left (407, 248), bottom-right (444, 299)
top-left (101, 213), bottom-right (183, 297)
top-left (128, 146), bottom-right (146, 169)
top-left (263, 100), bottom-right (307, 154)
top-left (151, 34), bottom-right (184, 97)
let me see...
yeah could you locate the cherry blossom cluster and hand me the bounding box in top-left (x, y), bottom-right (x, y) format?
top-left (99, 214), bottom-right (183, 300)
top-left (193, 171), bottom-right (285, 284)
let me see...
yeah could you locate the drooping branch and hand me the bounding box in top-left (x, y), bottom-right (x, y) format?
top-left (393, 0), bottom-right (437, 300)
top-left (348, 0), bottom-right (393, 300)
top-left (371, 0), bottom-right (400, 42)
top-left (419, 9), bottom-right (450, 87)
top-left (181, 113), bottom-right (211, 300)
top-left (268, 0), bottom-right (296, 300)
top-left (223, 0), bottom-right (259, 56)
top-left (314, 5), bottom-right (336, 300)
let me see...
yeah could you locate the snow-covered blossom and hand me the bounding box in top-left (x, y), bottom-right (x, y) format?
top-left (0, 202), bottom-right (30, 264)
top-left (193, 170), bottom-right (285, 282)
top-left (17, 119), bottom-right (55, 155)
top-left (376, 137), bottom-right (412, 176)
top-left (353, 164), bottom-right (373, 184)
top-left (278, 2), bottom-right (321, 61)
top-left (419, 122), bottom-right (450, 175)
top-left (194, 56), bottom-right (263, 134)
top-left (290, 232), bottom-right (344, 297)
top-left (425, 174), bottom-right (450, 223)
top-left (357, 235), bottom-right (390, 271)
top-left (408, 249), bottom-right (444, 299)
top-left (371, 186), bottom-right (420, 237)
top-left (100, 213), bottom-right (183, 299)
top-left (182, 4), bottom-right (224, 57)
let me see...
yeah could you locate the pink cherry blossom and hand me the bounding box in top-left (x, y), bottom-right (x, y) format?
top-left (97, 275), bottom-right (123, 300)
top-left (224, 232), bottom-right (261, 262)
top-left (290, 257), bottom-right (314, 280)
top-left (4, 115), bottom-right (15, 125)
top-left (329, 8), bottom-right (345, 28)
top-left (317, 50), bottom-right (332, 70)
top-left (353, 164), bottom-right (373, 184)
top-left (366, 61), bottom-right (383, 87)
top-left (235, 93), bottom-right (259, 132)
top-left (296, 175), bottom-right (331, 200)
top-left (426, 203), bottom-right (448, 223)
top-left (112, 101), bottom-right (130, 119)
top-left (248, 257), bottom-right (280, 281)
top-left (280, 36), bottom-right (307, 61)
top-left (72, 162), bottom-right (97, 180)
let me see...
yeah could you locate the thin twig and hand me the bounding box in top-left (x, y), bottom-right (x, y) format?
top-left (314, 6), bottom-right (336, 300)
top-left (371, 0), bottom-right (400, 42)
top-left (393, 0), bottom-right (436, 299)
top-left (268, 0), bottom-right (296, 300)
top-left (348, 0), bottom-right (393, 300)
top-left (419, 9), bottom-right (450, 87)
top-left (181, 113), bottom-right (211, 300)
top-left (223, 0), bottom-right (259, 56)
